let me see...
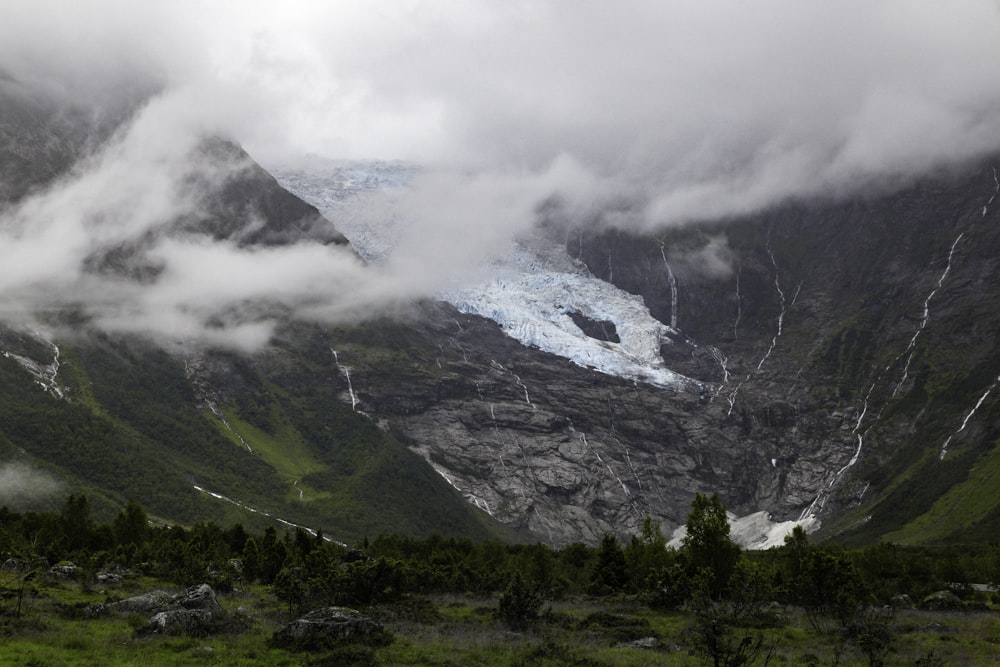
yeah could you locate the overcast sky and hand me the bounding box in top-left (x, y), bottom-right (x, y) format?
top-left (2, 0), bottom-right (1000, 346)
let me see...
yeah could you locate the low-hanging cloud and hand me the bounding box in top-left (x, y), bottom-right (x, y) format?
top-left (2, 1), bottom-right (1000, 347)
top-left (0, 462), bottom-right (63, 506)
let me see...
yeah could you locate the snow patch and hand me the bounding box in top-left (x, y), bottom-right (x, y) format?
top-left (668, 511), bottom-right (816, 551)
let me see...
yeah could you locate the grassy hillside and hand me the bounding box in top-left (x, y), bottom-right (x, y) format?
top-left (0, 324), bottom-right (512, 544)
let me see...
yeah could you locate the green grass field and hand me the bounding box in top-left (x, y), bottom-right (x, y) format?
top-left (4, 573), bottom-right (999, 666)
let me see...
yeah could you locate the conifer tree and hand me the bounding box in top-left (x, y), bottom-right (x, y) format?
top-left (681, 493), bottom-right (740, 599)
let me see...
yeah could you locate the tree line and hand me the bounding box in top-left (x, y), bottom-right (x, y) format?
top-left (2, 492), bottom-right (998, 619)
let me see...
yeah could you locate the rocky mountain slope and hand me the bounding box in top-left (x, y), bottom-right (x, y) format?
top-left (0, 79), bottom-right (510, 544)
top-left (3, 76), bottom-right (999, 548)
top-left (563, 160), bottom-right (1000, 545)
top-left (275, 157), bottom-right (1000, 547)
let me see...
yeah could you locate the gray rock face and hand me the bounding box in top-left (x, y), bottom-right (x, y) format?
top-left (273, 607), bottom-right (382, 647)
top-left (281, 157), bottom-right (1000, 546)
top-left (295, 302), bottom-right (857, 545)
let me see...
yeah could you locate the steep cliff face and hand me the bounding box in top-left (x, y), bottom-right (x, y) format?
top-left (294, 300), bottom-right (856, 546)
top-left (557, 159), bottom-right (1000, 543)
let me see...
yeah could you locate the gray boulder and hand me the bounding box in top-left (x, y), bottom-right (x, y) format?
top-left (146, 609), bottom-right (218, 636)
top-left (137, 584), bottom-right (228, 637)
top-left (48, 562), bottom-right (80, 580)
top-left (921, 590), bottom-right (963, 611)
top-left (177, 583), bottom-right (223, 611)
top-left (100, 584), bottom-right (233, 637)
top-left (890, 594), bottom-right (913, 609)
top-left (108, 589), bottom-right (174, 614)
top-left (618, 636), bottom-right (659, 650)
top-left (1, 558), bottom-right (32, 574)
top-left (273, 607), bottom-right (382, 648)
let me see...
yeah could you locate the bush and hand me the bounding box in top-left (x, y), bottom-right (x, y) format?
top-left (577, 611), bottom-right (654, 643)
top-left (496, 572), bottom-right (545, 630)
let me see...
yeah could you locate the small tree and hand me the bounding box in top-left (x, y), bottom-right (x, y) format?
top-left (588, 533), bottom-right (628, 594)
top-left (113, 501), bottom-right (149, 548)
top-left (497, 571), bottom-right (545, 630)
top-left (644, 562), bottom-right (690, 610)
top-left (849, 605), bottom-right (895, 667)
top-left (792, 548), bottom-right (862, 632)
top-left (625, 516), bottom-right (671, 592)
top-left (682, 493), bottom-right (741, 599)
top-left (61, 494), bottom-right (95, 553)
top-left (687, 570), bottom-right (776, 667)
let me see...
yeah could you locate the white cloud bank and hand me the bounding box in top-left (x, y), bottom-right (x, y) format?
top-left (1, 0), bottom-right (1000, 346)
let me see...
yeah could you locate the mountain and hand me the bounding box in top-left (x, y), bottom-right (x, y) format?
top-left (0, 79), bottom-right (513, 544)
top-left (274, 157), bottom-right (1000, 547)
top-left (2, 77), bottom-right (1000, 548)
top-left (562, 160), bottom-right (1000, 546)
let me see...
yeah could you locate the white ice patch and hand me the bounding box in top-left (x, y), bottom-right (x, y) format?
top-left (443, 239), bottom-right (698, 390)
top-left (668, 510), bottom-right (816, 551)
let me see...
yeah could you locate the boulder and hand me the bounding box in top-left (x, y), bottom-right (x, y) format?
top-left (618, 636), bottom-right (659, 650)
top-left (1, 558), bottom-right (32, 574)
top-left (108, 589), bottom-right (174, 614)
top-left (95, 566), bottom-right (129, 585)
top-left (48, 561), bottom-right (80, 580)
top-left (273, 607), bottom-right (382, 648)
top-left (135, 585), bottom-right (230, 637)
top-left (145, 609), bottom-right (218, 637)
top-left (177, 583), bottom-right (223, 611)
top-left (921, 590), bottom-right (963, 611)
top-left (890, 594), bottom-right (913, 609)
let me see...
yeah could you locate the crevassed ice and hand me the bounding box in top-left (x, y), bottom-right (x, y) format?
top-left (273, 161), bottom-right (701, 391)
top-left (442, 240), bottom-right (697, 390)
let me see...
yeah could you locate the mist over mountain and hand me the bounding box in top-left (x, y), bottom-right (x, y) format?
top-left (2, 1), bottom-right (1000, 546)
top-left (3, 1), bottom-right (1000, 344)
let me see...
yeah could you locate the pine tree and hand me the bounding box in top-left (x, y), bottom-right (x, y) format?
top-left (681, 493), bottom-right (740, 599)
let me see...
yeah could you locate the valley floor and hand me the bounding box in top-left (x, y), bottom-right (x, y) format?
top-left (2, 577), bottom-right (998, 666)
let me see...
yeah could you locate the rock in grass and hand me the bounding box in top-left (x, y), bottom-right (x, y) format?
top-left (921, 590), bottom-right (963, 611)
top-left (272, 607), bottom-right (383, 649)
top-left (108, 589), bottom-right (175, 614)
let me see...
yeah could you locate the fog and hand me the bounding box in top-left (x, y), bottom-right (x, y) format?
top-left (2, 0), bottom-right (1000, 346)
top-left (0, 462), bottom-right (62, 506)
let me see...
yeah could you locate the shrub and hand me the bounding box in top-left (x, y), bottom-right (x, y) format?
top-left (496, 572), bottom-right (545, 630)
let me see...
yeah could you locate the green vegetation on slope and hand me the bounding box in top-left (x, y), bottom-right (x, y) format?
top-left (0, 324), bottom-right (512, 545)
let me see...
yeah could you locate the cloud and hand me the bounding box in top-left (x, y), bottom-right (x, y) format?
top-left (668, 236), bottom-right (736, 280)
top-left (0, 462), bottom-right (63, 506)
top-left (2, 0), bottom-right (1000, 346)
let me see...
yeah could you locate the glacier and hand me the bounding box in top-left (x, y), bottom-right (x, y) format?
top-left (272, 160), bottom-right (703, 393)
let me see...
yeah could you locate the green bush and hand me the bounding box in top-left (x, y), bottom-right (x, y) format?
top-left (496, 572), bottom-right (545, 630)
